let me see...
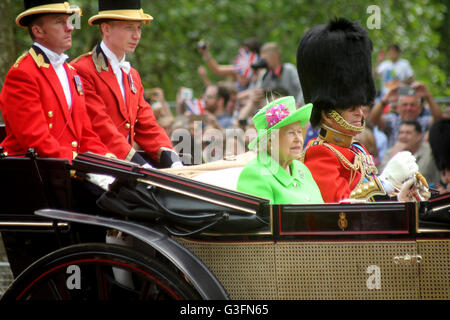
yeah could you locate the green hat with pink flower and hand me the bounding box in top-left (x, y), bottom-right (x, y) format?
top-left (248, 96), bottom-right (312, 149)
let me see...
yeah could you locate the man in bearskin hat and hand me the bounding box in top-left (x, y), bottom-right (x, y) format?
top-left (71, 0), bottom-right (182, 168)
top-left (0, 0), bottom-right (110, 161)
top-left (297, 18), bottom-right (429, 202)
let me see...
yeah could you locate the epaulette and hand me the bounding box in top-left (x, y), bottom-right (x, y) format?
top-left (92, 45), bottom-right (109, 73)
top-left (71, 51), bottom-right (93, 64)
top-left (29, 46), bottom-right (50, 69)
top-left (13, 51), bottom-right (28, 68)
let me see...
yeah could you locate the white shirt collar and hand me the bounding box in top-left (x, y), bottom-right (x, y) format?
top-left (100, 41), bottom-right (130, 74)
top-left (33, 42), bottom-right (68, 68)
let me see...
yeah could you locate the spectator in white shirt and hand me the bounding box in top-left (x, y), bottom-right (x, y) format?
top-left (374, 44), bottom-right (414, 97)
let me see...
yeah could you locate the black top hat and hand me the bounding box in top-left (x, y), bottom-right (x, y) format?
top-left (16, 0), bottom-right (81, 28)
top-left (89, 0), bottom-right (153, 26)
top-left (296, 18), bottom-right (376, 127)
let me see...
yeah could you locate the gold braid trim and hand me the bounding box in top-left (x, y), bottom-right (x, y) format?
top-left (328, 110), bottom-right (365, 133)
top-left (319, 142), bottom-right (366, 189)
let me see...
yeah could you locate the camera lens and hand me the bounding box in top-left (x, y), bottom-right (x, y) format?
top-left (197, 40), bottom-right (207, 50)
top-left (251, 59), bottom-right (268, 70)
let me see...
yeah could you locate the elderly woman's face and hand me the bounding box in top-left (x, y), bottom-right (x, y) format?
top-left (274, 122), bottom-right (304, 166)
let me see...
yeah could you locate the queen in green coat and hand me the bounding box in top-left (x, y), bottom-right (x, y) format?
top-left (236, 96), bottom-right (324, 204)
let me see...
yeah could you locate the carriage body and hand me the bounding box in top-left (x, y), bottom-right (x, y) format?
top-left (0, 152), bottom-right (448, 300)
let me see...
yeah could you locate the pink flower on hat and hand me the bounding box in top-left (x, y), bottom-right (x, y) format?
top-left (265, 103), bottom-right (289, 128)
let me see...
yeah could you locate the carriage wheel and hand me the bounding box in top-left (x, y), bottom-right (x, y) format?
top-left (1, 243), bottom-right (200, 301)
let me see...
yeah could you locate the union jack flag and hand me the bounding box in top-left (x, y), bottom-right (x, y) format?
top-left (233, 48), bottom-right (259, 79)
top-left (184, 99), bottom-right (205, 115)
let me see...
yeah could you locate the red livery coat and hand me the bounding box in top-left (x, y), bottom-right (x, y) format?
top-left (0, 46), bottom-right (108, 160)
top-left (303, 141), bottom-right (372, 203)
top-left (71, 45), bottom-right (174, 162)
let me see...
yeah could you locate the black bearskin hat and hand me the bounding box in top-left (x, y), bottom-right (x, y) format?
top-left (429, 118), bottom-right (450, 171)
top-left (296, 18), bottom-right (376, 127)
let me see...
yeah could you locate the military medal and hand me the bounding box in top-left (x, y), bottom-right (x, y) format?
top-left (129, 74), bottom-right (137, 94)
top-left (73, 75), bottom-right (84, 95)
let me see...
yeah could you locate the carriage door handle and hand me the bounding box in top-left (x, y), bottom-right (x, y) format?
top-left (393, 254), bottom-right (422, 265)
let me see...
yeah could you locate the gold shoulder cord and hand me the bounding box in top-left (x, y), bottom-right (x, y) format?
top-left (320, 142), bottom-right (366, 188)
top-left (322, 142), bottom-right (385, 200)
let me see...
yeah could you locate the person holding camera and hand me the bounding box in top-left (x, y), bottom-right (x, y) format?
top-left (198, 38), bottom-right (262, 92)
top-left (368, 81), bottom-right (443, 148)
top-left (374, 44), bottom-right (415, 97)
top-left (71, 0), bottom-right (182, 168)
top-left (253, 42), bottom-right (304, 106)
top-left (144, 88), bottom-right (174, 136)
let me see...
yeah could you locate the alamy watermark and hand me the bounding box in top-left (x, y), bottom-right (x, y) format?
top-left (366, 5), bottom-right (381, 29)
top-left (366, 265), bottom-right (381, 289)
top-left (68, 6), bottom-right (81, 30)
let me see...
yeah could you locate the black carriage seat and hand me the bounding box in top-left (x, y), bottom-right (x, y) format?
top-left (0, 155), bottom-right (72, 218)
top-left (96, 179), bottom-right (271, 237)
top-left (0, 154), bottom-right (74, 277)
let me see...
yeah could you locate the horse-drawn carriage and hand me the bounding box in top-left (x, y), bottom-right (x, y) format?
top-left (0, 149), bottom-right (449, 300)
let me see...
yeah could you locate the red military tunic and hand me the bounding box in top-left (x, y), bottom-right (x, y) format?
top-left (303, 138), bottom-right (379, 203)
top-left (71, 44), bottom-right (174, 163)
top-left (0, 45), bottom-right (108, 160)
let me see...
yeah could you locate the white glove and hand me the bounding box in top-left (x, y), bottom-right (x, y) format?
top-left (142, 163), bottom-right (153, 169)
top-left (380, 151), bottom-right (418, 189)
top-left (171, 161), bottom-right (184, 168)
top-left (86, 173), bottom-right (116, 191)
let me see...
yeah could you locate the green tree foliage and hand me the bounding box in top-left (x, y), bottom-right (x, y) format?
top-left (3, 0), bottom-right (449, 100)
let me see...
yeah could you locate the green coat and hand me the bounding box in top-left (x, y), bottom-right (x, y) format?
top-left (236, 153), bottom-right (324, 204)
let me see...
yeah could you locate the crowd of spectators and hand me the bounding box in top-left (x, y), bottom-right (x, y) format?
top-left (145, 40), bottom-right (450, 194)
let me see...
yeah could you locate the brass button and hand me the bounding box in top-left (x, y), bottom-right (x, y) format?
top-left (125, 123), bottom-right (131, 129)
top-left (49, 123), bottom-right (53, 129)
top-left (72, 141), bottom-right (78, 148)
top-left (135, 119), bottom-right (138, 123)
top-left (48, 111), bottom-right (54, 118)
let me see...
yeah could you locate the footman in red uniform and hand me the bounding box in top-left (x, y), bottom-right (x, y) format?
top-left (0, 0), bottom-right (110, 161)
top-left (71, 0), bottom-right (182, 168)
